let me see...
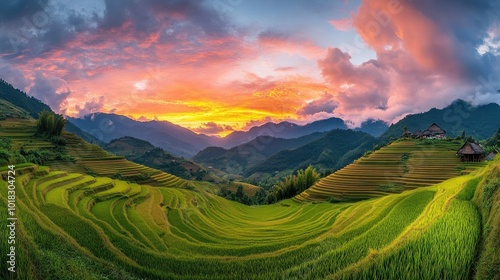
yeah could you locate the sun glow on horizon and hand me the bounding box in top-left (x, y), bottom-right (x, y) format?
top-left (0, 0), bottom-right (498, 138)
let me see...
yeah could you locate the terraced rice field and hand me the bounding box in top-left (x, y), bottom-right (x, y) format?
top-left (0, 119), bottom-right (54, 150)
top-left (61, 129), bottom-right (187, 188)
top-left (1, 115), bottom-right (495, 279)
top-left (1, 158), bottom-right (492, 279)
top-left (1, 119), bottom-right (186, 188)
top-left (296, 139), bottom-right (486, 202)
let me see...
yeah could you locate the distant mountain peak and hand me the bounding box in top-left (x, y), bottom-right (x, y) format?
top-left (449, 98), bottom-right (470, 105)
top-left (68, 113), bottom-right (220, 157)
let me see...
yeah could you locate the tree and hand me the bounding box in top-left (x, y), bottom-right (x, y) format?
top-left (217, 185), bottom-right (253, 205)
top-left (36, 110), bottom-right (66, 137)
top-left (265, 166), bottom-right (321, 203)
top-left (53, 114), bottom-right (67, 136)
top-left (466, 136), bottom-right (477, 144)
top-left (402, 126), bottom-right (411, 138)
top-left (235, 185), bottom-right (245, 199)
top-left (253, 188), bottom-right (267, 205)
top-left (461, 130), bottom-right (466, 140)
top-left (0, 149), bottom-right (12, 165)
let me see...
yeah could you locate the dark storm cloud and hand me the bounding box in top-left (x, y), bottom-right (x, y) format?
top-left (0, 0), bottom-right (233, 57)
top-left (0, 0), bottom-right (48, 23)
top-left (97, 0), bottom-right (232, 40)
top-left (0, 0), bottom-right (88, 56)
top-left (406, 0), bottom-right (500, 80)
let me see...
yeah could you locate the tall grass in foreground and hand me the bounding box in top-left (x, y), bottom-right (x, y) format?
top-left (472, 163), bottom-right (500, 280)
top-left (334, 198), bottom-right (481, 280)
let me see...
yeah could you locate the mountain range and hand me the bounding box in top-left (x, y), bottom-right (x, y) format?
top-left (245, 129), bottom-right (378, 183)
top-left (68, 113), bottom-right (388, 157)
top-left (67, 99), bottom-right (498, 160)
top-left (68, 113), bottom-right (218, 158)
top-left (1, 78), bottom-right (499, 186)
top-left (192, 132), bottom-right (328, 176)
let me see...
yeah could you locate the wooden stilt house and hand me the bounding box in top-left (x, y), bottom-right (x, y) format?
top-left (457, 142), bottom-right (485, 162)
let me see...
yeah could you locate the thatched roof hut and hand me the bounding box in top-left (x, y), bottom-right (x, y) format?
top-left (427, 123), bottom-right (446, 135)
top-left (413, 123), bottom-right (446, 139)
top-left (413, 130), bottom-right (423, 138)
top-left (457, 142), bottom-right (485, 162)
top-left (419, 123), bottom-right (446, 138)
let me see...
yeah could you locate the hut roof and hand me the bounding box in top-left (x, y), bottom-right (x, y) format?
top-left (413, 130), bottom-right (423, 136)
top-left (426, 123), bottom-right (446, 134)
top-left (457, 142), bottom-right (485, 155)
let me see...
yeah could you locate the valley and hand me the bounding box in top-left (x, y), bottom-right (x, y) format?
top-left (0, 97), bottom-right (499, 279)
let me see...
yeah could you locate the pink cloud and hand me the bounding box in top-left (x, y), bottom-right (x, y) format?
top-left (318, 48), bottom-right (390, 115)
top-left (329, 18), bottom-right (352, 31)
top-left (75, 96), bottom-right (106, 118)
top-left (314, 0), bottom-right (498, 127)
top-left (298, 93), bottom-right (338, 116)
top-left (352, 0), bottom-right (465, 79)
top-left (2, 0), bottom-right (497, 134)
top-left (257, 30), bottom-right (326, 60)
top-left (29, 71), bottom-right (71, 113)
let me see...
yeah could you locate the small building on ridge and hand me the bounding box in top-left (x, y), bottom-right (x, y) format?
top-left (413, 130), bottom-right (423, 138)
top-left (409, 123), bottom-right (446, 139)
top-left (402, 129), bottom-right (412, 138)
top-left (422, 123), bottom-right (446, 139)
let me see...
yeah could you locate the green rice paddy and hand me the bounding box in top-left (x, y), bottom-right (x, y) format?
top-left (1, 154), bottom-right (496, 279)
top-left (296, 139), bottom-right (486, 202)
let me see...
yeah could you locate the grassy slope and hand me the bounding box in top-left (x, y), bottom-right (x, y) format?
top-left (0, 156), bottom-right (497, 279)
top-left (1, 118), bottom-right (187, 188)
top-left (472, 155), bottom-right (500, 280)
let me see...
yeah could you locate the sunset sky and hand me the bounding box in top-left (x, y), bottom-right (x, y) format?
top-left (0, 0), bottom-right (499, 136)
